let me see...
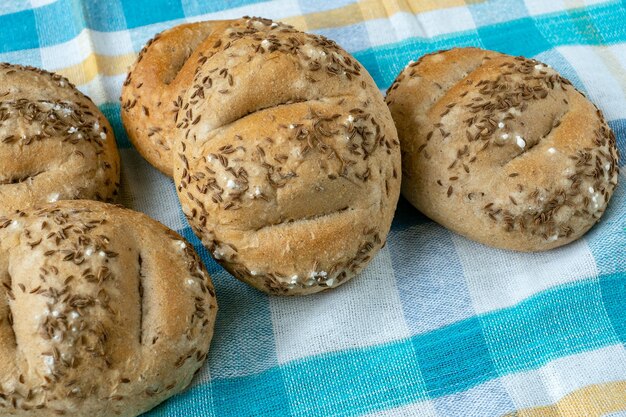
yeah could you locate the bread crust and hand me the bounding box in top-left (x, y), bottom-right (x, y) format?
top-left (121, 21), bottom-right (230, 176)
top-left (0, 200), bottom-right (217, 416)
top-left (386, 48), bottom-right (619, 251)
top-left (161, 17), bottom-right (401, 295)
top-left (0, 64), bottom-right (120, 216)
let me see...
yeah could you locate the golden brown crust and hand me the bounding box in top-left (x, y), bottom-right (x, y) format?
top-left (386, 47), bottom-right (619, 251)
top-left (169, 17), bottom-right (401, 295)
top-left (121, 21), bottom-right (231, 176)
top-left (0, 64), bottom-right (120, 216)
top-left (0, 200), bottom-right (217, 416)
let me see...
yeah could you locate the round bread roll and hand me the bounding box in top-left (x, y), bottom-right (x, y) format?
top-left (386, 47), bottom-right (619, 251)
top-left (0, 64), bottom-right (120, 216)
top-left (160, 17), bottom-right (401, 295)
top-left (121, 21), bottom-right (227, 176)
top-left (0, 200), bottom-right (217, 416)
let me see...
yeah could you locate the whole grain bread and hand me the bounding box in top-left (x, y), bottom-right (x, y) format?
top-left (123, 17), bottom-right (401, 295)
top-left (386, 48), bottom-right (619, 251)
top-left (0, 63), bottom-right (120, 216)
top-left (0, 200), bottom-right (217, 416)
top-left (121, 21), bottom-right (227, 176)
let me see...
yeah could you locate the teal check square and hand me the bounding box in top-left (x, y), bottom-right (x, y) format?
top-left (181, 0), bottom-right (266, 16)
top-left (478, 17), bottom-right (552, 57)
top-left (212, 369), bottom-right (291, 417)
top-left (283, 340), bottom-right (427, 417)
top-left (33, 0), bottom-right (84, 46)
top-left (413, 317), bottom-right (498, 396)
top-left (481, 280), bottom-right (620, 375)
top-left (121, 0), bottom-right (185, 29)
top-left (601, 273), bottom-right (626, 345)
top-left (83, 0), bottom-right (128, 31)
top-left (0, 8), bottom-right (39, 52)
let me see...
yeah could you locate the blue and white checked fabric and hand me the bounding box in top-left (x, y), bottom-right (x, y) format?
top-left (0, 0), bottom-right (625, 416)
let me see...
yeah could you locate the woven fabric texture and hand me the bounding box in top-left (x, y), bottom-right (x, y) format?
top-left (0, 0), bottom-right (625, 416)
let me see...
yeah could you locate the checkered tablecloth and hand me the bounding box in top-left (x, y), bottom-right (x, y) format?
top-left (2, 0), bottom-right (625, 416)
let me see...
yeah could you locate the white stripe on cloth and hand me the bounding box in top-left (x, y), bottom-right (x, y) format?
top-left (39, 28), bottom-right (135, 71)
top-left (29, 0), bottom-right (56, 8)
top-left (453, 236), bottom-right (597, 315)
top-left (270, 245), bottom-right (410, 364)
top-left (118, 148), bottom-right (186, 231)
top-left (523, 0), bottom-right (612, 16)
top-left (557, 44), bottom-right (626, 122)
top-left (71, 73), bottom-right (118, 106)
top-left (361, 7), bottom-right (476, 53)
top-left (500, 344), bottom-right (626, 409)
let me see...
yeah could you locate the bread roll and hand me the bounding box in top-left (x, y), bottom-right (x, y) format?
top-left (0, 64), bottom-right (120, 216)
top-left (130, 17), bottom-right (400, 295)
top-left (386, 48), bottom-right (619, 251)
top-left (0, 200), bottom-right (217, 416)
top-left (121, 21), bottom-right (226, 176)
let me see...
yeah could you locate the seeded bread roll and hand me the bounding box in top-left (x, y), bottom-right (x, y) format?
top-left (386, 48), bottom-right (619, 251)
top-left (121, 21), bottom-right (227, 176)
top-left (0, 200), bottom-right (217, 416)
top-left (0, 64), bottom-right (120, 216)
top-left (163, 17), bottom-right (401, 295)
